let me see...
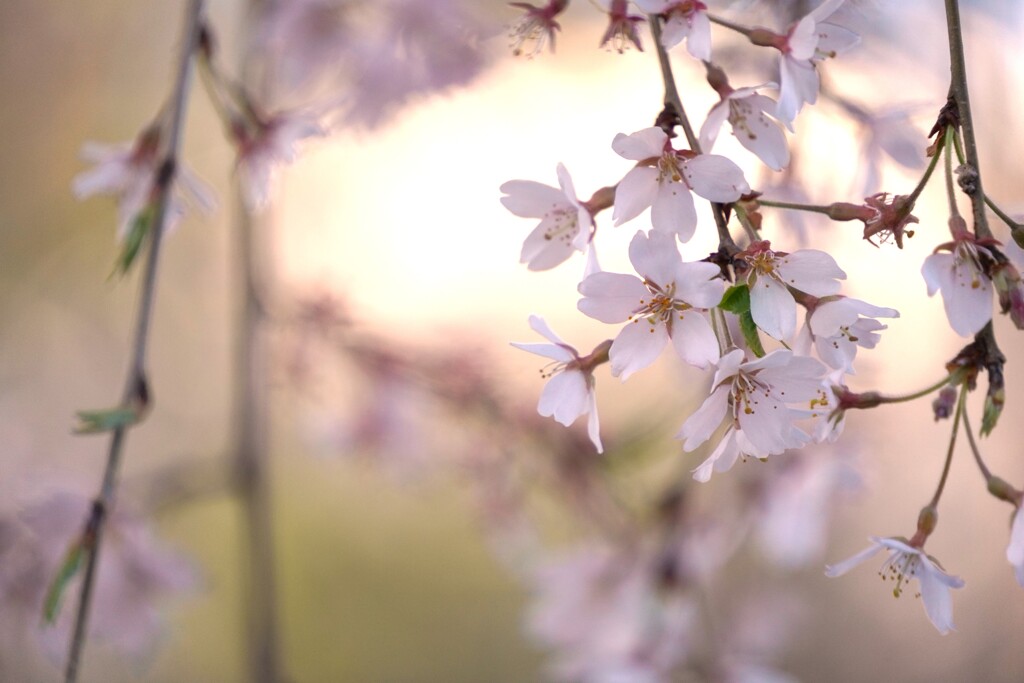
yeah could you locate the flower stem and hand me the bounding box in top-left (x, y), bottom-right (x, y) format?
top-left (929, 383), bottom-right (965, 508)
top-left (647, 14), bottom-right (737, 252)
top-left (959, 402), bottom-right (992, 482)
top-left (873, 375), bottom-right (954, 406)
top-left (63, 2), bottom-right (205, 681)
top-left (905, 140), bottom-right (943, 206)
top-left (944, 0), bottom-right (993, 240)
top-left (706, 13), bottom-right (754, 38)
top-left (757, 199), bottom-right (836, 215)
top-left (943, 126), bottom-right (961, 219)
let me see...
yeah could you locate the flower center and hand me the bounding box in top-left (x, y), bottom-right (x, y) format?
top-left (542, 206), bottom-right (579, 244)
top-left (730, 371), bottom-right (771, 418)
top-left (879, 551), bottom-right (921, 599)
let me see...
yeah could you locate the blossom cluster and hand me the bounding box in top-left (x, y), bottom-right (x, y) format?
top-left (504, 0), bottom-right (1024, 665)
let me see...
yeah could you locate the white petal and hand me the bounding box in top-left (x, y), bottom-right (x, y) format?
top-left (824, 540), bottom-right (883, 577)
top-left (692, 429), bottom-right (739, 482)
top-left (539, 370), bottom-right (590, 426)
top-left (917, 556), bottom-right (963, 635)
top-left (943, 262), bottom-right (993, 337)
top-left (922, 253), bottom-right (954, 296)
top-left (678, 385), bottom-right (729, 450)
top-left (698, 101), bottom-right (730, 154)
top-left (586, 390), bottom-right (603, 453)
top-left (670, 312), bottom-right (720, 369)
top-left (609, 318), bottom-right (669, 380)
top-left (673, 261), bottom-right (724, 308)
top-left (1007, 508), bottom-right (1024, 587)
top-left (775, 249), bottom-right (846, 295)
top-left (732, 96), bottom-right (790, 171)
top-left (776, 57), bottom-right (818, 124)
top-left (651, 181), bottom-right (698, 241)
top-left (685, 11), bottom-right (711, 61)
top-left (628, 229), bottom-right (681, 286)
top-left (682, 155), bottom-right (750, 202)
top-left (816, 22), bottom-right (860, 58)
top-left (511, 341), bottom-right (575, 363)
top-left (578, 272), bottom-right (649, 323)
top-left (520, 220), bottom-right (577, 271)
top-left (500, 180), bottom-right (566, 217)
top-left (750, 276), bottom-right (797, 340)
top-left (528, 314), bottom-right (570, 347)
top-left (612, 166), bottom-right (659, 226)
top-left (612, 127), bottom-right (667, 161)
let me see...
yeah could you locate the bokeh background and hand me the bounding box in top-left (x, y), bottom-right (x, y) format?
top-left (3, 0), bottom-right (1024, 680)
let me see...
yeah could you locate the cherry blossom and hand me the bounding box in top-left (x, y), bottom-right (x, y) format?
top-left (526, 542), bottom-right (695, 681)
top-left (597, 0), bottom-right (645, 53)
top-left (1008, 505), bottom-right (1024, 587)
top-left (699, 83), bottom-right (790, 171)
top-left (680, 349), bottom-right (827, 480)
top-left (921, 231), bottom-right (994, 337)
top-left (500, 163), bottom-right (594, 271)
top-left (512, 315), bottom-right (605, 452)
top-left (825, 536), bottom-right (964, 634)
top-left (634, 0), bottom-right (711, 60)
top-left (611, 126), bottom-right (750, 241)
top-left (740, 240), bottom-right (847, 341)
top-left (0, 488), bottom-right (195, 662)
top-left (798, 297), bottom-right (899, 374)
top-left (773, 0), bottom-right (860, 124)
top-left (577, 230), bottom-right (722, 378)
top-left (234, 111), bottom-right (325, 211)
top-left (508, 0), bottom-right (567, 57)
top-left (72, 131), bottom-right (215, 241)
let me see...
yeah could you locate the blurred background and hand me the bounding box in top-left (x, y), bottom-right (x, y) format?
top-left (2, 0), bottom-right (1024, 681)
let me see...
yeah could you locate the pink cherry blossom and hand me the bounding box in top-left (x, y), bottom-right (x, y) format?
top-left (526, 542), bottom-right (695, 681)
top-left (508, 0), bottom-right (567, 57)
top-left (922, 233), bottom-right (994, 337)
top-left (500, 163), bottom-right (594, 271)
top-left (774, 0), bottom-right (860, 124)
top-left (512, 315), bottom-right (604, 452)
top-left (0, 488), bottom-right (195, 663)
top-left (740, 240), bottom-right (847, 341)
top-left (799, 297), bottom-right (899, 374)
top-left (611, 126), bottom-right (750, 241)
top-left (634, 0), bottom-right (710, 60)
top-left (597, 0), bottom-right (645, 53)
top-left (234, 110), bottom-right (325, 211)
top-left (680, 349), bottom-right (827, 480)
top-left (699, 83), bottom-right (790, 171)
top-left (72, 132), bottom-right (215, 241)
top-left (578, 230), bottom-right (722, 378)
top-left (825, 536), bottom-right (964, 635)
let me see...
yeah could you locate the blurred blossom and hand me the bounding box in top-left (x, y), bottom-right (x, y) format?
top-left (597, 0), bottom-right (645, 54)
top-left (635, 0), bottom-right (711, 60)
top-left (859, 108), bottom-right (926, 193)
top-left (234, 110), bottom-right (325, 211)
top-left (526, 542), bottom-right (695, 682)
top-left (258, 0), bottom-right (496, 128)
top-left (507, 0), bottom-right (568, 57)
top-left (72, 133), bottom-right (215, 241)
top-left (0, 487), bottom-right (195, 665)
top-left (753, 450), bottom-right (861, 568)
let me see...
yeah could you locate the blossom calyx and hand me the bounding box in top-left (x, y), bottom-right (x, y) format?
top-left (915, 505), bottom-right (938, 540)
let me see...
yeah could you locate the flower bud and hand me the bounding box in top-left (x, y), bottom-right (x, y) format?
top-left (932, 386), bottom-right (957, 421)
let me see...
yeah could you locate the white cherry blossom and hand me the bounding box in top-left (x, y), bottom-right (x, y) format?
top-left (611, 126), bottom-right (749, 241)
top-left (775, 0), bottom-right (860, 124)
top-left (634, 0), bottom-right (711, 60)
top-left (699, 83), bottom-right (790, 171)
top-left (825, 536), bottom-right (965, 635)
top-left (578, 230), bottom-right (722, 378)
top-left (741, 241), bottom-right (847, 341)
top-left (501, 163), bottom-right (593, 271)
top-left (72, 133), bottom-right (215, 241)
top-left (922, 235), bottom-right (994, 337)
top-left (1008, 506), bottom-right (1024, 587)
top-left (799, 297), bottom-right (899, 374)
top-left (512, 315), bottom-right (604, 452)
top-left (680, 349), bottom-right (827, 480)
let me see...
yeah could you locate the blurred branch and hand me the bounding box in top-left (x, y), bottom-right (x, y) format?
top-left (64, 2), bottom-right (206, 681)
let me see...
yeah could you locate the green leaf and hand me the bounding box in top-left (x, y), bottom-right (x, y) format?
top-left (74, 407), bottom-right (139, 434)
top-left (718, 284), bottom-right (750, 314)
top-left (43, 540), bottom-right (86, 624)
top-left (738, 310), bottom-right (766, 358)
top-left (112, 206), bottom-right (154, 276)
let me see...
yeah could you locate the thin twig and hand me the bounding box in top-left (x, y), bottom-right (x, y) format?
top-left (944, 0), bottom-right (992, 240)
top-left (233, 0), bottom-right (283, 681)
top-left (63, 2), bottom-right (206, 681)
